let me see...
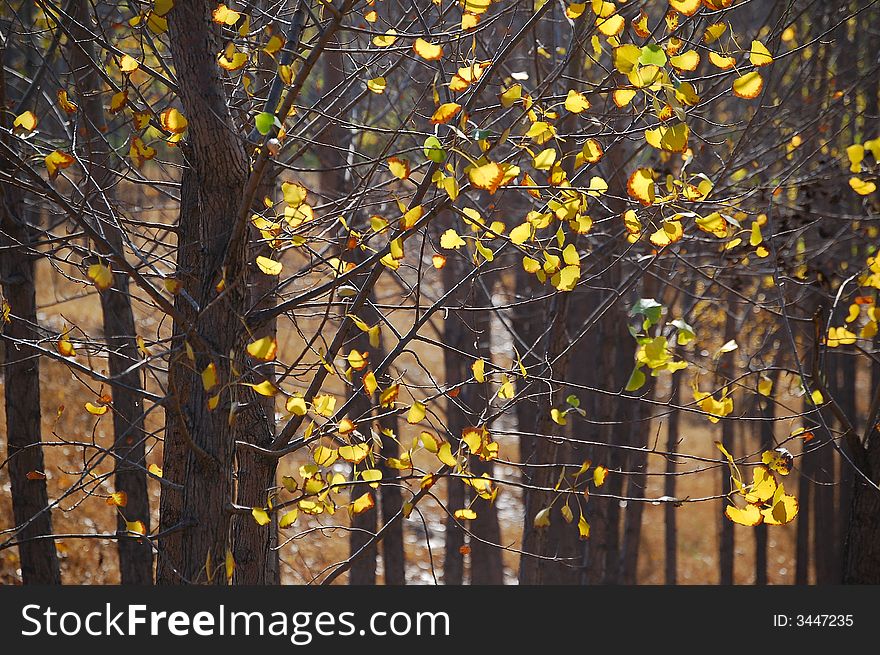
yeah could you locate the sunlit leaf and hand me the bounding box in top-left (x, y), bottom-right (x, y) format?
top-left (413, 38), bottom-right (443, 60)
top-left (251, 507), bottom-right (271, 526)
top-left (732, 71), bottom-right (764, 99)
top-left (725, 503), bottom-right (763, 526)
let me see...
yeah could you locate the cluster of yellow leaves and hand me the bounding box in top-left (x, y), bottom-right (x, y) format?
top-left (693, 386), bottom-right (733, 423)
top-left (720, 443), bottom-right (798, 527)
top-left (846, 138), bottom-right (880, 196)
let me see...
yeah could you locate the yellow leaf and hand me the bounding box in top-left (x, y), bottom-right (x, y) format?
top-left (278, 509), bottom-right (298, 528)
top-left (555, 265), bottom-right (580, 291)
top-left (361, 469), bottom-right (382, 489)
top-left (499, 84), bottom-right (522, 108)
top-left (454, 508), bottom-right (477, 520)
top-left (627, 168), bottom-right (655, 205)
top-left (246, 336), bottom-right (278, 361)
top-left (596, 13), bottom-right (624, 36)
top-left (525, 120), bottom-right (556, 145)
top-left (251, 507), bottom-right (271, 526)
top-left (732, 71), bottom-right (764, 99)
top-left (285, 394), bottom-right (307, 416)
top-left (745, 466), bottom-right (777, 504)
top-left (564, 90), bottom-right (590, 114)
top-left (533, 148), bottom-right (557, 171)
top-left (649, 220), bottom-right (683, 248)
top-left (669, 0), bottom-right (701, 15)
top-left (578, 513), bottom-right (591, 539)
top-left (45, 150), bottom-right (75, 179)
top-left (533, 507), bottom-right (551, 528)
top-left (160, 107), bottom-right (187, 134)
top-left (202, 363), bottom-right (218, 391)
top-left (509, 222), bottom-right (533, 244)
top-left (225, 549), bottom-right (235, 582)
top-left (256, 255), bottom-right (282, 275)
top-left (669, 50), bottom-right (700, 71)
top-left (372, 30), bottom-right (398, 47)
top-left (128, 136), bottom-right (156, 168)
top-left (450, 62), bottom-right (488, 91)
top-left (246, 380), bottom-right (278, 397)
top-left (703, 22), bottom-right (726, 44)
top-left (708, 52), bottom-right (736, 69)
top-left (413, 38), bottom-right (443, 60)
top-left (613, 88), bottom-right (637, 107)
top-left (811, 389), bottom-right (824, 405)
top-left (218, 46), bottom-right (248, 71)
top-left (13, 110), bottom-right (37, 132)
top-left (212, 4), bottom-right (240, 25)
top-left (762, 486), bottom-right (799, 525)
top-left (437, 442), bottom-right (458, 467)
top-left (407, 401), bottom-right (426, 424)
top-left (550, 408), bottom-right (567, 425)
top-left (387, 156), bottom-right (409, 180)
top-left (350, 492), bottom-right (375, 516)
top-left (472, 358), bottom-right (486, 383)
top-left (725, 504), bottom-right (763, 526)
top-left (420, 431), bottom-right (441, 453)
top-left (695, 212), bottom-right (728, 238)
top-left (363, 370), bottom-right (378, 396)
top-left (87, 263), bottom-right (113, 291)
top-left (148, 463), bottom-right (163, 478)
top-left (593, 465), bottom-right (608, 487)
top-left (431, 102), bottom-right (462, 125)
top-left (758, 376), bottom-right (773, 396)
top-left (749, 40), bottom-right (773, 66)
top-left (109, 90), bottom-right (128, 113)
top-left (401, 205), bottom-right (423, 229)
top-left (379, 384), bottom-right (399, 407)
top-left (468, 161), bottom-right (505, 193)
top-left (313, 393), bottom-right (337, 416)
top-left (366, 77), bottom-right (386, 94)
top-left (580, 138), bottom-right (603, 164)
top-left (440, 229), bottom-right (466, 249)
top-left (118, 54), bottom-right (139, 73)
top-left (126, 520), bottom-right (146, 536)
top-left (106, 490), bottom-right (127, 507)
top-left (644, 122), bottom-right (689, 153)
top-left (849, 177), bottom-right (876, 196)
top-left (339, 443), bottom-right (371, 464)
top-left (57, 89), bottom-right (78, 114)
top-left (264, 34), bottom-right (285, 55)
top-left (85, 401), bottom-right (109, 416)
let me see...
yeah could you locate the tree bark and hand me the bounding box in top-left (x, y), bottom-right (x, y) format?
top-left (69, 0), bottom-right (152, 584)
top-left (157, 0), bottom-right (253, 584)
top-left (0, 35), bottom-right (61, 586)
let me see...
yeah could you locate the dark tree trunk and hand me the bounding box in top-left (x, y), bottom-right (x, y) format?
top-left (0, 36), bottom-right (61, 586)
top-left (664, 373), bottom-right (681, 586)
top-left (718, 296), bottom-right (737, 585)
top-left (157, 0), bottom-right (254, 584)
top-left (69, 0), bottom-right (152, 584)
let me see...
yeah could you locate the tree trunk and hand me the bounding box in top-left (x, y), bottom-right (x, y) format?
top-left (0, 35), bottom-right (61, 586)
top-left (664, 372), bottom-right (681, 586)
top-left (718, 295), bottom-right (737, 585)
top-left (157, 0), bottom-right (253, 584)
top-left (69, 0), bottom-right (152, 584)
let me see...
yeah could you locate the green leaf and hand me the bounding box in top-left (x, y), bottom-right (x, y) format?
top-left (625, 366), bottom-right (646, 392)
top-left (670, 318), bottom-right (695, 345)
top-left (639, 44), bottom-right (667, 67)
top-left (423, 135), bottom-right (446, 163)
top-left (629, 298), bottom-right (663, 326)
top-left (255, 112), bottom-right (278, 135)
top-left (566, 394), bottom-right (580, 408)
